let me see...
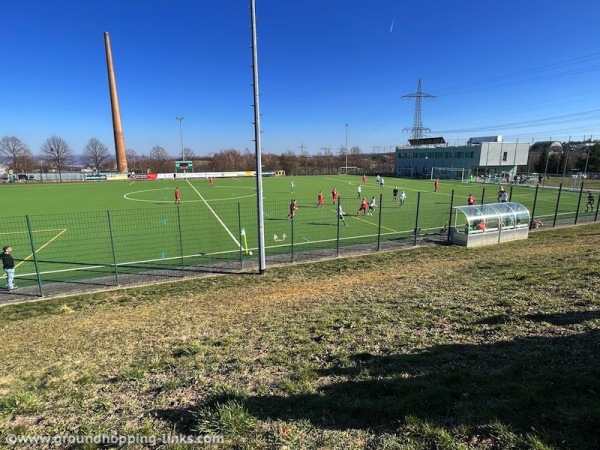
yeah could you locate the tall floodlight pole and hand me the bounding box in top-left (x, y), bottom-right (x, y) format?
top-left (544, 152), bottom-right (552, 180)
top-left (562, 145), bottom-right (571, 182)
top-left (584, 147), bottom-right (592, 176)
top-left (345, 123), bottom-right (349, 174)
top-left (176, 116), bottom-right (185, 161)
top-left (250, 0), bottom-right (266, 274)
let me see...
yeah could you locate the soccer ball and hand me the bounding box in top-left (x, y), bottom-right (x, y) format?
top-left (248, 251), bottom-right (253, 255)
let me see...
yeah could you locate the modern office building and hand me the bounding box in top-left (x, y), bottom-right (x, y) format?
top-left (395, 137), bottom-right (530, 179)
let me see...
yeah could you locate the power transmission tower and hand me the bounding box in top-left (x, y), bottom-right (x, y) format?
top-left (402, 79), bottom-right (435, 140)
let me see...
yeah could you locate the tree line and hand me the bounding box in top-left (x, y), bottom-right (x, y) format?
top-left (531, 141), bottom-right (600, 175)
top-left (0, 135), bottom-right (395, 177)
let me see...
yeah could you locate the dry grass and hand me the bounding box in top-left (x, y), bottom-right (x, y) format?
top-left (1, 224), bottom-right (599, 449)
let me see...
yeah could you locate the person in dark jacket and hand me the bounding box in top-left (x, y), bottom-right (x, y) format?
top-left (586, 191), bottom-right (595, 212)
top-left (1, 246), bottom-right (16, 290)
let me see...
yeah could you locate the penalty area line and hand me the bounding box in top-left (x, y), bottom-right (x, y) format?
top-left (186, 179), bottom-right (241, 249)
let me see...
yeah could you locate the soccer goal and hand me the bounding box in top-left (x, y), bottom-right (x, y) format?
top-left (431, 167), bottom-right (466, 182)
top-left (339, 166), bottom-right (358, 175)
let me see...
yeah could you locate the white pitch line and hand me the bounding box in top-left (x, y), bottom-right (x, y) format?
top-left (186, 179), bottom-right (242, 249)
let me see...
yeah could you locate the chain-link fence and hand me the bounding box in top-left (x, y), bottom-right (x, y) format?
top-left (1, 182), bottom-right (597, 303)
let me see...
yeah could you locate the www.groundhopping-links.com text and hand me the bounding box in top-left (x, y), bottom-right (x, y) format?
top-left (4, 433), bottom-right (225, 446)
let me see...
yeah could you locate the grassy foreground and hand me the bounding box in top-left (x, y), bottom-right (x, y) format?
top-left (0, 225), bottom-right (599, 449)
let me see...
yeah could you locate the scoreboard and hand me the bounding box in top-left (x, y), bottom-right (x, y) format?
top-left (175, 161), bottom-right (193, 169)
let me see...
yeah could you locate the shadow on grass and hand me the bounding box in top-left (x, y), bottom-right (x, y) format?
top-left (306, 222), bottom-right (336, 227)
top-left (478, 310), bottom-right (600, 326)
top-left (155, 312), bottom-right (600, 448)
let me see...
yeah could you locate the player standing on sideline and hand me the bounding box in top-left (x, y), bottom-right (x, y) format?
top-left (393, 186), bottom-right (399, 201)
top-left (175, 187), bottom-right (181, 204)
top-left (209, 177), bottom-right (214, 187)
top-left (287, 199), bottom-right (297, 219)
top-left (380, 177), bottom-right (385, 189)
top-left (467, 194), bottom-right (476, 205)
top-left (399, 190), bottom-right (407, 207)
top-left (586, 191), bottom-right (595, 212)
top-left (434, 178), bottom-right (439, 192)
top-left (331, 187), bottom-right (338, 204)
top-left (290, 179), bottom-right (295, 193)
top-left (362, 174), bottom-right (367, 186)
top-left (338, 203), bottom-right (348, 226)
top-left (357, 184), bottom-right (362, 198)
top-left (357, 198), bottom-right (368, 215)
top-left (317, 190), bottom-right (324, 207)
top-left (1, 246), bottom-right (16, 290)
top-left (376, 174), bottom-right (381, 186)
top-left (367, 196), bottom-right (376, 216)
top-left (497, 188), bottom-right (508, 203)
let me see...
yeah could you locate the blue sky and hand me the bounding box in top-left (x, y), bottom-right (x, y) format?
top-left (2, 0), bottom-right (600, 158)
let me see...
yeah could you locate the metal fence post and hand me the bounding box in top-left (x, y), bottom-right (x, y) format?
top-left (414, 192), bottom-right (421, 246)
top-left (336, 198), bottom-right (341, 257)
top-left (529, 185), bottom-right (539, 230)
top-left (553, 184), bottom-right (563, 227)
top-left (574, 182), bottom-right (584, 225)
top-left (25, 215), bottom-right (44, 297)
top-left (106, 210), bottom-right (119, 286)
top-left (238, 203), bottom-right (243, 267)
top-left (481, 187), bottom-right (486, 205)
top-left (509, 185), bottom-right (514, 202)
top-left (447, 189), bottom-right (455, 242)
top-left (377, 193), bottom-right (383, 251)
top-left (176, 205), bottom-right (185, 276)
top-left (290, 202), bottom-right (295, 262)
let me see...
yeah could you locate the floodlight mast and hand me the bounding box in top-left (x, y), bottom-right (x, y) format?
top-left (250, 0), bottom-right (266, 274)
top-left (176, 117), bottom-right (185, 162)
top-left (345, 123), bottom-right (349, 174)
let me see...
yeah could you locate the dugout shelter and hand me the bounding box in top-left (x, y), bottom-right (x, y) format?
top-left (449, 202), bottom-right (530, 247)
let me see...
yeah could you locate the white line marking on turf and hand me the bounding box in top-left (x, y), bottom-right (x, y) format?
top-left (186, 179), bottom-right (241, 249)
top-left (17, 228), bottom-right (68, 269)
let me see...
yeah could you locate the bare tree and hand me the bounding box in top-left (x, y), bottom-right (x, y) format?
top-left (0, 136), bottom-right (32, 172)
top-left (126, 148), bottom-right (140, 172)
top-left (279, 150), bottom-right (299, 175)
top-left (300, 147), bottom-right (309, 175)
top-left (209, 149), bottom-right (244, 171)
top-left (149, 145), bottom-right (170, 173)
top-left (183, 147), bottom-right (195, 160)
top-left (261, 152), bottom-right (279, 171)
top-left (83, 138), bottom-right (110, 171)
top-left (40, 136), bottom-right (74, 182)
top-left (350, 146), bottom-right (362, 166)
top-left (242, 148), bottom-right (255, 170)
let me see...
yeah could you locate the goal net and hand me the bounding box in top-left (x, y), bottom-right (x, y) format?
top-left (431, 167), bottom-right (466, 182)
top-left (339, 166), bottom-right (358, 175)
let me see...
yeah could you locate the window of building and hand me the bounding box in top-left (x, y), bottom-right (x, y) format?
top-left (503, 152), bottom-right (508, 162)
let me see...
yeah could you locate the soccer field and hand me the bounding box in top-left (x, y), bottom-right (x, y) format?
top-left (0, 175), bottom-right (593, 293)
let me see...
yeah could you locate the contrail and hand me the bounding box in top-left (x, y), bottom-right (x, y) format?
top-left (390, 15), bottom-right (396, 32)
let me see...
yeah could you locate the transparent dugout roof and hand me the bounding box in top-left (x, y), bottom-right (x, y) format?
top-left (453, 202), bottom-right (530, 226)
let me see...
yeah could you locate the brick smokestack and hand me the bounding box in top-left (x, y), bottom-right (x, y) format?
top-left (104, 32), bottom-right (128, 173)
